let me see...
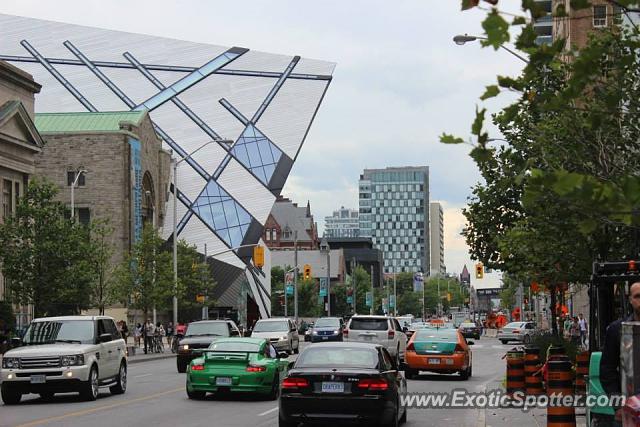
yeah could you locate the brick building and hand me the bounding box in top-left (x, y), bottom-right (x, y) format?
top-left (0, 60), bottom-right (43, 329)
top-left (552, 0), bottom-right (623, 49)
top-left (263, 196), bottom-right (319, 250)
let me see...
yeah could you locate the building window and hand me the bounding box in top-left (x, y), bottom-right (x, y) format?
top-left (2, 179), bottom-right (12, 220)
top-left (67, 171), bottom-right (86, 187)
top-left (613, 5), bottom-right (623, 25)
top-left (77, 208), bottom-right (90, 226)
top-left (271, 229), bottom-right (277, 241)
top-left (593, 5), bottom-right (607, 27)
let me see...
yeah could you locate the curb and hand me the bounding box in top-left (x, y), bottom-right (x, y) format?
top-left (128, 354), bottom-right (176, 365)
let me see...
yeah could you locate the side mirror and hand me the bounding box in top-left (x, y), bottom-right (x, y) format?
top-left (278, 351), bottom-right (289, 359)
top-left (99, 333), bottom-right (112, 343)
top-left (10, 337), bottom-right (22, 347)
top-left (287, 361), bottom-right (295, 370)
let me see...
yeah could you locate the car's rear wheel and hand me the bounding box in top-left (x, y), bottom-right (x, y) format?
top-left (177, 360), bottom-right (188, 373)
top-left (278, 414), bottom-right (296, 427)
top-left (110, 361), bottom-right (127, 394)
top-left (459, 367), bottom-right (470, 380)
top-left (1, 383), bottom-right (22, 405)
top-left (186, 384), bottom-right (205, 400)
top-left (399, 403), bottom-right (407, 424)
top-left (500, 339), bottom-right (508, 344)
top-left (80, 365), bottom-right (99, 401)
top-left (405, 367), bottom-right (417, 379)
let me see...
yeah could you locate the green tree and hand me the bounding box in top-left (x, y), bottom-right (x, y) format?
top-left (0, 179), bottom-right (95, 316)
top-left (112, 224), bottom-right (173, 319)
top-left (176, 240), bottom-right (216, 321)
top-left (88, 220), bottom-right (116, 315)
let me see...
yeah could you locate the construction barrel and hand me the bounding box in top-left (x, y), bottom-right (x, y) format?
top-left (547, 359), bottom-right (576, 427)
top-left (506, 349), bottom-right (525, 396)
top-left (524, 346), bottom-right (543, 395)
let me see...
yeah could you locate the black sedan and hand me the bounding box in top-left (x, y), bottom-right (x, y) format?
top-left (458, 322), bottom-right (481, 340)
top-left (279, 342), bottom-right (407, 426)
top-left (176, 320), bottom-right (241, 372)
top-left (310, 317), bottom-right (344, 343)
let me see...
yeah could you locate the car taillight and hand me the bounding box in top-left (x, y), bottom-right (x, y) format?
top-left (454, 344), bottom-right (465, 353)
top-left (513, 329), bottom-right (520, 334)
top-left (246, 365), bottom-right (266, 372)
top-left (282, 377), bottom-right (309, 389)
top-left (357, 378), bottom-right (389, 391)
top-left (191, 364), bottom-right (205, 371)
top-left (406, 342), bottom-right (415, 351)
top-left (344, 329), bottom-right (349, 338)
top-left (388, 330), bottom-right (395, 339)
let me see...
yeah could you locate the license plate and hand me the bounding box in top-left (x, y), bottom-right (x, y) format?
top-left (321, 382), bottom-right (344, 393)
top-left (322, 336), bottom-right (328, 340)
top-left (30, 374), bottom-right (46, 384)
top-left (428, 358), bottom-right (440, 365)
top-left (216, 377), bottom-right (232, 386)
top-left (361, 335), bottom-right (373, 341)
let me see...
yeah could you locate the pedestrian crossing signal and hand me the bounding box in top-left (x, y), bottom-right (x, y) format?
top-left (475, 263), bottom-right (484, 279)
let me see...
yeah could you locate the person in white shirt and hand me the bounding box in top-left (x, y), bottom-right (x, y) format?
top-left (578, 313), bottom-right (588, 347)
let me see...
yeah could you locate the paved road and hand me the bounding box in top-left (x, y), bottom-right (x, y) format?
top-left (1, 338), bottom-right (509, 427)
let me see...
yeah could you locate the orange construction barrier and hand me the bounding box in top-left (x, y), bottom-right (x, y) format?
top-left (547, 359), bottom-right (576, 427)
top-left (506, 349), bottom-right (525, 396)
top-left (524, 347), bottom-right (543, 395)
top-left (574, 351), bottom-right (589, 395)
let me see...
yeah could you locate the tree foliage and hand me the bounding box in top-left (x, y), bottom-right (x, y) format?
top-left (176, 240), bottom-right (216, 321)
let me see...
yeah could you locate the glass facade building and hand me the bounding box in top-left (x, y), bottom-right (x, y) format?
top-left (0, 14), bottom-right (334, 319)
top-left (359, 167), bottom-right (430, 274)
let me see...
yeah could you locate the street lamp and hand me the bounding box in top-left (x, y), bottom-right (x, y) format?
top-left (70, 167), bottom-right (87, 220)
top-left (320, 238), bottom-right (330, 316)
top-left (145, 190), bottom-right (157, 325)
top-left (172, 140), bottom-right (221, 327)
top-left (453, 34), bottom-right (529, 64)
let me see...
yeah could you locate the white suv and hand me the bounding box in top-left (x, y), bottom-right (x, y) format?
top-left (344, 315), bottom-right (407, 364)
top-left (249, 318), bottom-right (300, 354)
top-left (1, 316), bottom-right (127, 404)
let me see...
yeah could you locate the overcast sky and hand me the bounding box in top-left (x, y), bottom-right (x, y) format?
top-left (0, 0), bottom-right (525, 278)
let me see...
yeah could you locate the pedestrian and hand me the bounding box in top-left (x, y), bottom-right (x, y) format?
top-left (156, 322), bottom-right (165, 352)
top-left (166, 321), bottom-right (174, 349)
top-left (570, 317), bottom-right (581, 346)
top-left (600, 281), bottom-right (640, 426)
top-left (134, 323), bottom-right (142, 347)
top-left (143, 318), bottom-right (155, 354)
top-left (578, 313), bottom-right (588, 347)
top-left (563, 315), bottom-right (572, 339)
top-left (121, 320), bottom-right (129, 343)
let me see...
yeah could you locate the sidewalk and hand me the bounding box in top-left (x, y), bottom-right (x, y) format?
top-left (482, 377), bottom-right (587, 427)
top-left (125, 345), bottom-right (176, 364)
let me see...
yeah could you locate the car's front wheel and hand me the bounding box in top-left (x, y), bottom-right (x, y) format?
top-left (80, 365), bottom-right (99, 401)
top-left (110, 361), bottom-right (127, 395)
top-left (1, 383), bottom-right (22, 405)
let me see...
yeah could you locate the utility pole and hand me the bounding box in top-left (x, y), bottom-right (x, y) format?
top-left (327, 247), bottom-right (331, 317)
top-left (202, 244), bottom-right (208, 320)
top-left (370, 265), bottom-right (374, 315)
top-left (294, 231), bottom-right (298, 323)
top-left (352, 258), bottom-right (357, 315)
top-left (393, 271), bottom-right (397, 317)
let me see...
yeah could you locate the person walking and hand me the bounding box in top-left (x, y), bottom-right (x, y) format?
top-left (121, 320), bottom-right (129, 343)
top-left (155, 322), bottom-right (165, 352)
top-left (570, 317), bottom-right (581, 346)
top-left (134, 323), bottom-right (142, 347)
top-left (563, 315), bottom-right (572, 339)
top-left (166, 321), bottom-right (174, 349)
top-left (578, 313), bottom-right (588, 347)
top-left (144, 318), bottom-right (155, 354)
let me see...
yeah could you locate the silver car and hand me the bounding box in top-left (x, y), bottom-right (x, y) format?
top-left (344, 315), bottom-right (407, 364)
top-left (249, 318), bottom-right (300, 354)
top-left (498, 321), bottom-right (536, 344)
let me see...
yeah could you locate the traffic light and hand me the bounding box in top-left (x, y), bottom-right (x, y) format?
top-left (253, 245), bottom-right (264, 268)
top-left (447, 292), bottom-right (451, 302)
top-left (475, 263), bottom-right (484, 279)
top-left (303, 264), bottom-right (312, 280)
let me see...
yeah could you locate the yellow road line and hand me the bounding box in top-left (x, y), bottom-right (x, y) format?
top-left (14, 387), bottom-right (183, 427)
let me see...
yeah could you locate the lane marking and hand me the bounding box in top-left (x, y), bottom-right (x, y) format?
top-left (133, 373), bottom-right (153, 378)
top-left (257, 407), bottom-right (278, 417)
top-left (15, 387), bottom-right (183, 427)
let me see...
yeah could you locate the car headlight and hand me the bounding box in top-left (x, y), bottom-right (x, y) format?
top-left (2, 357), bottom-right (20, 369)
top-left (279, 336), bottom-right (288, 341)
top-left (181, 344), bottom-right (189, 350)
top-left (61, 354), bottom-right (85, 367)
top-left (333, 330), bottom-right (339, 334)
top-left (312, 330), bottom-right (318, 335)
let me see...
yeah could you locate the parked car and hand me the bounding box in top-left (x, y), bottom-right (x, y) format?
top-left (498, 321), bottom-right (536, 344)
top-left (304, 322), bottom-right (314, 342)
top-left (186, 337), bottom-right (289, 400)
top-left (279, 342), bottom-right (407, 426)
top-left (404, 327), bottom-right (473, 380)
top-left (1, 316), bottom-right (127, 404)
top-left (176, 320), bottom-right (242, 373)
top-left (344, 315), bottom-right (407, 365)
top-left (310, 317), bottom-right (344, 342)
top-left (249, 318), bottom-right (299, 355)
top-left (458, 321), bottom-right (481, 340)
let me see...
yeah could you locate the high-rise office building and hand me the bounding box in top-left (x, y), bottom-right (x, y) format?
top-left (429, 202), bottom-right (445, 276)
top-left (359, 166), bottom-right (429, 274)
top-left (324, 206), bottom-right (359, 238)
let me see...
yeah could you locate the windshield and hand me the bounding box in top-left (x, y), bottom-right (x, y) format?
top-left (505, 322), bottom-right (524, 328)
top-left (296, 347), bottom-right (379, 369)
top-left (23, 320), bottom-right (94, 345)
top-left (415, 329), bottom-right (458, 341)
top-left (253, 321), bottom-right (289, 332)
top-left (314, 318), bottom-right (340, 328)
top-left (185, 322), bottom-right (229, 337)
top-left (208, 341), bottom-right (260, 352)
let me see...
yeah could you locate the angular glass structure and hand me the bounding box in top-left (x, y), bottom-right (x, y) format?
top-left (0, 14), bottom-right (334, 319)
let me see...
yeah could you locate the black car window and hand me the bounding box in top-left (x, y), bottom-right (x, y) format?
top-left (105, 319), bottom-right (120, 339)
top-left (349, 318), bottom-right (388, 330)
top-left (380, 348), bottom-right (394, 371)
top-left (393, 319), bottom-right (403, 330)
top-left (296, 347), bottom-right (379, 369)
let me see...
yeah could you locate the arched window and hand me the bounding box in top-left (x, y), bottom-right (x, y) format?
top-left (141, 172), bottom-right (155, 226)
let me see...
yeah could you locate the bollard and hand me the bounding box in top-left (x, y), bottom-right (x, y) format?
top-left (547, 359), bottom-right (576, 427)
top-left (574, 351), bottom-right (589, 395)
top-left (506, 349), bottom-right (525, 396)
top-left (524, 347), bottom-right (543, 395)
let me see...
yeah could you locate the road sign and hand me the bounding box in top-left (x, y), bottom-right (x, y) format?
top-left (346, 295), bottom-right (353, 304)
top-left (286, 284), bottom-right (294, 296)
top-left (413, 272), bottom-right (424, 292)
top-left (319, 278), bottom-right (328, 297)
top-left (366, 291), bottom-right (372, 307)
top-left (389, 295), bottom-right (396, 308)
top-left (382, 298), bottom-right (388, 313)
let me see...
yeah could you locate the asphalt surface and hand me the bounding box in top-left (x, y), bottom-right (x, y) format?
top-left (1, 338), bottom-right (509, 427)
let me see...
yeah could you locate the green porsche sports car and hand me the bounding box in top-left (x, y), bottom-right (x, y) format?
top-left (186, 337), bottom-right (290, 400)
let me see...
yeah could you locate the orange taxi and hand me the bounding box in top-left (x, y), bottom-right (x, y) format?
top-left (404, 327), bottom-right (472, 380)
